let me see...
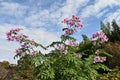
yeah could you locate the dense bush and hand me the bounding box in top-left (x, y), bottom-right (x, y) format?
top-left (99, 69), bottom-right (120, 80)
top-left (17, 55), bottom-right (35, 79)
top-left (0, 64), bottom-right (8, 80)
top-left (101, 20), bottom-right (120, 68)
top-left (1, 61), bottom-right (9, 69)
top-left (6, 15), bottom-right (111, 80)
top-left (103, 42), bottom-right (120, 68)
top-left (0, 61), bottom-right (19, 80)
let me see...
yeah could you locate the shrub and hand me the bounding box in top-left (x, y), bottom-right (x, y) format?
top-left (6, 15), bottom-right (111, 80)
top-left (99, 69), bottom-right (120, 80)
top-left (0, 64), bottom-right (8, 80)
top-left (1, 61), bottom-right (10, 69)
top-left (103, 42), bottom-right (120, 68)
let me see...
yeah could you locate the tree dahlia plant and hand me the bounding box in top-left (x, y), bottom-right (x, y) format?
top-left (6, 15), bottom-right (111, 80)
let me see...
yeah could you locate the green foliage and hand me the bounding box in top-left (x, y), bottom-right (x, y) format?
top-left (34, 51), bottom-right (100, 80)
top-left (8, 28), bottom-right (111, 80)
top-left (101, 20), bottom-right (120, 68)
top-left (32, 34), bottom-right (110, 80)
top-left (99, 70), bottom-right (120, 80)
top-left (1, 61), bottom-right (10, 69)
top-left (61, 35), bottom-right (76, 42)
top-left (17, 54), bottom-right (35, 79)
top-left (103, 42), bottom-right (120, 68)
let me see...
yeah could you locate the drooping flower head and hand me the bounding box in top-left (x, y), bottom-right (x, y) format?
top-left (6, 28), bottom-right (28, 42)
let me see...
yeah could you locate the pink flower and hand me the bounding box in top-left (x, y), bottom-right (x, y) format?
top-left (64, 28), bottom-right (74, 36)
top-left (72, 15), bottom-right (80, 22)
top-left (32, 51), bottom-right (38, 57)
top-left (76, 54), bottom-right (82, 58)
top-left (7, 36), bottom-right (14, 41)
top-left (15, 48), bottom-right (23, 54)
top-left (94, 56), bottom-right (107, 63)
top-left (62, 18), bottom-right (69, 24)
top-left (9, 28), bottom-right (22, 34)
top-left (75, 22), bottom-right (83, 29)
top-left (94, 56), bottom-right (101, 63)
top-left (63, 49), bottom-right (68, 54)
top-left (6, 28), bottom-right (28, 42)
top-left (100, 34), bottom-right (108, 42)
top-left (101, 57), bottom-right (106, 62)
top-left (56, 44), bottom-right (68, 54)
top-left (68, 19), bottom-right (75, 26)
top-left (68, 40), bottom-right (79, 47)
top-left (21, 43), bottom-right (28, 48)
top-left (62, 15), bottom-right (83, 36)
top-left (91, 32), bottom-right (108, 42)
top-left (30, 39), bottom-right (36, 45)
top-left (15, 34), bottom-right (23, 41)
top-left (15, 34), bottom-right (28, 42)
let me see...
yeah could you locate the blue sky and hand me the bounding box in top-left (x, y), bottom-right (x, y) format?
top-left (0, 0), bottom-right (120, 64)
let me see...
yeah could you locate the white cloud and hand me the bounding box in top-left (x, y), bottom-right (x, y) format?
top-left (0, 2), bottom-right (28, 17)
top-left (81, 0), bottom-right (120, 18)
top-left (24, 9), bottom-right (50, 27)
top-left (23, 0), bottom-right (89, 28)
top-left (104, 9), bottom-right (120, 23)
top-left (96, 9), bottom-right (109, 18)
top-left (57, 0), bottom-right (89, 23)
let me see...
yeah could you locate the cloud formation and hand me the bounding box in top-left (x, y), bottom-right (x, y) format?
top-left (80, 0), bottom-right (120, 18)
top-left (0, 2), bottom-right (28, 16)
top-left (104, 9), bottom-right (120, 23)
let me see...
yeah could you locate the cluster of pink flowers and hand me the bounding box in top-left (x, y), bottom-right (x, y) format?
top-left (15, 34), bottom-right (28, 42)
top-left (91, 32), bottom-right (108, 42)
top-left (62, 15), bottom-right (83, 28)
top-left (68, 40), bottom-right (79, 47)
top-left (56, 44), bottom-right (68, 54)
top-left (7, 28), bottom-right (21, 34)
top-left (76, 54), bottom-right (82, 58)
top-left (6, 28), bottom-right (28, 42)
top-left (62, 15), bottom-right (83, 36)
top-left (15, 43), bottom-right (28, 54)
top-left (6, 28), bottom-right (38, 57)
top-left (94, 56), bottom-right (106, 63)
top-left (94, 49), bottom-right (107, 63)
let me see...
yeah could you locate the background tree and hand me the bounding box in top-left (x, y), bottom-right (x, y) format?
top-left (101, 20), bottom-right (120, 68)
top-left (101, 20), bottom-right (120, 42)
